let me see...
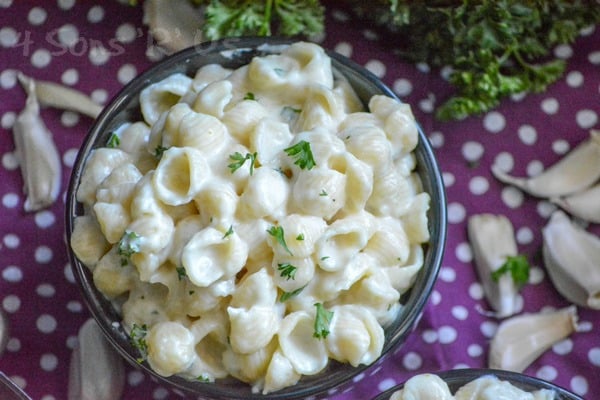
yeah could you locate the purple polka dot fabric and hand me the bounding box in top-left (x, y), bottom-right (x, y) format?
top-left (1, 1), bottom-right (599, 399)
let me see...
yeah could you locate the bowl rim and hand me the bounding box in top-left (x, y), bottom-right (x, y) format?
top-left (65, 36), bottom-right (447, 399)
top-left (371, 368), bottom-right (585, 400)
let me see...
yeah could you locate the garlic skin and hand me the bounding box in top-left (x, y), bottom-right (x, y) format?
top-left (467, 214), bottom-right (523, 318)
top-left (542, 210), bottom-right (600, 309)
top-left (68, 319), bottom-right (125, 400)
top-left (13, 76), bottom-right (62, 212)
top-left (18, 73), bottom-right (102, 119)
top-left (491, 129), bottom-right (600, 198)
top-left (488, 306), bottom-right (578, 373)
top-left (551, 183), bottom-right (600, 224)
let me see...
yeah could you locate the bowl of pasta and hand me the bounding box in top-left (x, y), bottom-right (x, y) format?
top-left (66, 37), bottom-right (446, 399)
top-left (372, 369), bottom-right (583, 399)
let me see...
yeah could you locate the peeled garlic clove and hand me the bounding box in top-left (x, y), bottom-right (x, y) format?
top-left (68, 319), bottom-right (125, 400)
top-left (467, 214), bottom-right (522, 318)
top-left (491, 129), bottom-right (600, 198)
top-left (0, 308), bottom-right (8, 357)
top-left (488, 306), bottom-right (578, 372)
top-left (542, 210), bottom-right (600, 309)
top-left (143, 0), bottom-right (203, 53)
top-left (18, 73), bottom-right (102, 118)
top-left (13, 76), bottom-right (62, 212)
top-left (551, 183), bottom-right (600, 224)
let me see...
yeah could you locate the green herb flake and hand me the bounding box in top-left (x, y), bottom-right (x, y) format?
top-left (491, 255), bottom-right (530, 287)
top-left (279, 285), bottom-right (306, 302)
top-left (277, 263), bottom-right (297, 280)
top-left (129, 323), bottom-right (148, 363)
top-left (118, 231), bottom-right (141, 265)
top-left (313, 302), bottom-right (333, 339)
top-left (244, 92), bottom-right (256, 100)
top-left (296, 233), bottom-right (305, 241)
top-left (267, 225), bottom-right (293, 256)
top-left (319, 189), bottom-right (328, 196)
top-left (154, 145), bottom-right (168, 158)
top-left (176, 266), bottom-right (187, 281)
top-left (284, 140), bottom-right (316, 170)
top-left (228, 151), bottom-right (257, 175)
top-left (222, 225), bottom-right (234, 239)
top-left (107, 133), bottom-right (120, 148)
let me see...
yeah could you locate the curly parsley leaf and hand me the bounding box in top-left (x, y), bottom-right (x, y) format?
top-left (118, 231), bottom-right (141, 265)
top-left (277, 263), bottom-right (297, 280)
top-left (491, 255), bottom-right (530, 287)
top-left (228, 151), bottom-right (257, 175)
top-left (107, 133), bottom-right (120, 148)
top-left (267, 226), bottom-right (293, 256)
top-left (129, 323), bottom-right (148, 363)
top-left (279, 285), bottom-right (306, 302)
top-left (313, 303), bottom-right (333, 339)
top-left (284, 140), bottom-right (316, 170)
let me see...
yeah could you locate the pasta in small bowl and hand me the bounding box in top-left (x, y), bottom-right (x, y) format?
top-left (65, 37), bottom-right (447, 399)
top-left (372, 369), bottom-right (583, 400)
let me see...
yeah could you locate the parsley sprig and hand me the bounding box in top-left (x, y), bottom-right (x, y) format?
top-left (284, 140), bottom-right (316, 170)
top-left (491, 255), bottom-right (530, 287)
top-left (313, 303), bottom-right (333, 339)
top-left (277, 263), bottom-right (297, 280)
top-left (228, 152), bottom-right (257, 175)
top-left (118, 231), bottom-right (141, 266)
top-left (129, 323), bottom-right (149, 363)
top-left (267, 226), bottom-right (293, 256)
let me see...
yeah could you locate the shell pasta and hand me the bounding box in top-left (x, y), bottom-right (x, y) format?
top-left (70, 42), bottom-right (430, 393)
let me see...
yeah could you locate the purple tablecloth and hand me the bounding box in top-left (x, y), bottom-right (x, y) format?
top-left (1, 1), bottom-right (599, 399)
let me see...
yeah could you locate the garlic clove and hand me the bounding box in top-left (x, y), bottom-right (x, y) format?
top-left (17, 73), bottom-right (102, 119)
top-left (13, 76), bottom-right (62, 212)
top-left (467, 214), bottom-right (522, 318)
top-left (491, 129), bottom-right (600, 198)
top-left (68, 319), bottom-right (125, 400)
top-left (143, 0), bottom-right (204, 53)
top-left (542, 210), bottom-right (600, 309)
top-left (551, 183), bottom-right (600, 224)
top-left (488, 306), bottom-right (578, 373)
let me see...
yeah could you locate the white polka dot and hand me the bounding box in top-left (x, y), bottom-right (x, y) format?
top-left (91, 88), bottom-right (108, 104)
top-left (66, 335), bottom-right (78, 349)
top-left (89, 45), bottom-right (111, 65)
top-left (526, 160), bottom-right (544, 177)
top-left (540, 97), bottom-right (559, 114)
top-left (88, 5), bottom-right (105, 23)
top-left (438, 326), bottom-right (457, 344)
top-left (588, 347), bottom-right (600, 366)
top-left (393, 78), bottom-right (412, 97)
top-left (430, 290), bottom-right (442, 306)
top-left (40, 353), bottom-right (58, 371)
top-left (462, 141), bottom-right (484, 163)
top-left (116, 23), bottom-right (137, 43)
top-left (57, 0), bottom-right (75, 10)
top-left (589, 50), bottom-right (600, 65)
top-left (2, 193), bottom-right (19, 208)
top-left (483, 111), bottom-right (506, 133)
top-left (6, 337), bottom-right (20, 352)
top-left (35, 246), bottom-right (53, 264)
top-left (0, 0), bottom-right (12, 7)
top-left (467, 344), bottom-right (483, 357)
top-left (0, 27), bottom-right (18, 47)
top-left (1, 111), bottom-right (16, 129)
top-left (536, 365), bottom-right (558, 381)
top-left (416, 62), bottom-right (430, 73)
top-left (537, 200), bottom-right (556, 219)
top-left (41, 396), bottom-right (56, 400)
top-left (377, 378), bottom-right (396, 392)
top-left (31, 48), bottom-right (52, 68)
top-left (36, 283), bottom-right (56, 297)
top-left (553, 44), bottom-right (573, 59)
top-left (518, 124), bottom-right (537, 145)
top-left (35, 210), bottom-right (56, 228)
top-left (63, 148), bottom-right (79, 167)
top-left (493, 152), bottom-right (514, 172)
top-left (528, 266), bottom-right (545, 285)
top-left (501, 186), bottom-right (524, 209)
top-left (440, 65), bottom-right (453, 80)
top-left (510, 92), bottom-right (526, 102)
top-left (333, 41), bottom-right (352, 58)
top-left (36, 314), bottom-right (57, 333)
top-left (439, 267), bottom-right (456, 283)
top-left (447, 202), bottom-right (466, 224)
top-left (479, 320), bottom-right (498, 338)
top-left (515, 226), bottom-right (534, 245)
top-left (552, 338), bottom-right (573, 355)
top-left (1, 150), bottom-right (18, 169)
top-left (442, 172), bottom-right (455, 187)
top-left (451, 305), bottom-right (468, 321)
top-left (61, 111), bottom-right (80, 127)
top-left (64, 264), bottom-right (76, 284)
top-left (418, 94), bottom-right (435, 113)
top-left (552, 139), bottom-right (570, 155)
top-left (468, 282), bottom-right (484, 300)
top-left (422, 329), bottom-right (438, 344)
top-left (402, 351), bottom-right (423, 370)
top-left (570, 376), bottom-right (588, 396)
top-left (362, 29), bottom-right (378, 41)
top-left (2, 294), bottom-right (21, 313)
top-left (118, 64), bottom-right (137, 84)
top-left (580, 25), bottom-right (595, 36)
top-left (0, 69), bottom-right (17, 89)
top-left (469, 176), bottom-right (489, 195)
top-left (57, 24), bottom-right (79, 48)
top-left (578, 321), bottom-right (593, 333)
top-left (152, 387), bottom-right (169, 400)
top-left (66, 301), bottom-right (83, 312)
top-left (28, 7), bottom-right (47, 25)
top-left (3, 233), bottom-right (20, 249)
top-left (128, 370), bottom-right (145, 386)
top-left (429, 131), bottom-right (444, 148)
top-left (2, 266), bottom-right (23, 282)
top-left (566, 70), bottom-right (583, 87)
top-left (61, 68), bottom-right (79, 85)
top-left (455, 242), bottom-right (472, 263)
top-left (576, 109), bottom-right (598, 129)
top-left (365, 59), bottom-right (386, 78)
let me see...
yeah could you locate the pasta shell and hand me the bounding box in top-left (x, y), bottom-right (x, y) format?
top-left (488, 306), bottom-right (579, 372)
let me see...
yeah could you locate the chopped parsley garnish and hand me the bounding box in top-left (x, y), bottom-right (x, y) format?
top-left (277, 263), bottom-right (297, 280)
top-left (267, 226), bottom-right (293, 256)
top-left (296, 233), bottom-right (304, 241)
top-left (154, 145), bottom-right (168, 158)
top-left (279, 285), bottom-right (306, 302)
top-left (313, 303), bottom-right (333, 339)
top-left (491, 255), bottom-right (530, 287)
top-left (129, 323), bottom-right (148, 363)
top-left (319, 189), bottom-right (328, 196)
top-left (107, 133), bottom-right (120, 148)
top-left (222, 225), bottom-right (234, 239)
top-left (118, 231), bottom-right (141, 265)
top-left (284, 140), bottom-right (316, 170)
top-left (228, 151), bottom-right (257, 175)
top-left (176, 266), bottom-right (187, 281)
top-left (244, 92), bottom-right (256, 100)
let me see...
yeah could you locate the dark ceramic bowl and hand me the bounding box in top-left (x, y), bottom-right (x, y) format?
top-left (372, 368), bottom-right (584, 400)
top-left (65, 37), bottom-right (447, 399)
